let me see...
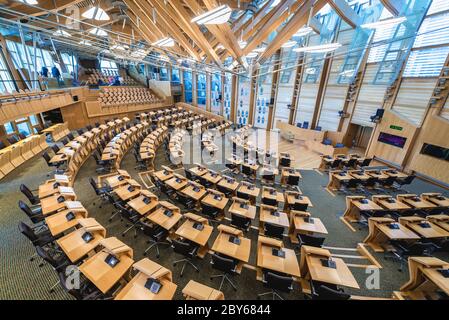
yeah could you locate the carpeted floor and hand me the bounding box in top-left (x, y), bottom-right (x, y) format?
top-left (1, 132), bottom-right (448, 300)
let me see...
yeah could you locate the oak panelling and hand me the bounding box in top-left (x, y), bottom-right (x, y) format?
top-left (391, 77), bottom-right (437, 126)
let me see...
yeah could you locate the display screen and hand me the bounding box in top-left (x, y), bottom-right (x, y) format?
top-left (378, 132), bottom-right (407, 148)
top-left (420, 143), bottom-right (449, 162)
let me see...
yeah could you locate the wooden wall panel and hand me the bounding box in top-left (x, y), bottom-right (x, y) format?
top-left (351, 64), bottom-right (388, 127)
top-left (391, 77), bottom-right (436, 126)
top-left (439, 95), bottom-right (449, 120)
top-left (407, 109), bottom-right (449, 184)
top-left (296, 83), bottom-right (319, 125)
top-left (366, 110), bottom-right (419, 166)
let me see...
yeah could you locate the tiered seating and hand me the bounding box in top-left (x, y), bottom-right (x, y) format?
top-left (41, 122), bottom-right (70, 142)
top-left (139, 126), bottom-right (168, 170)
top-left (98, 87), bottom-right (162, 107)
top-left (0, 89), bottom-right (50, 104)
top-left (85, 68), bottom-right (137, 86)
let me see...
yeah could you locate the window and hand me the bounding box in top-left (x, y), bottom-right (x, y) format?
top-left (159, 68), bottom-right (169, 81)
top-left (100, 59), bottom-right (118, 74)
top-left (223, 73), bottom-right (232, 120)
top-left (171, 68), bottom-right (180, 83)
top-left (420, 143), bottom-right (449, 161)
top-left (61, 53), bottom-right (77, 74)
top-left (4, 122), bottom-right (14, 134)
top-left (183, 71), bottom-right (193, 103)
top-left (16, 122), bottom-right (32, 137)
top-left (197, 73), bottom-right (207, 108)
top-left (211, 73), bottom-right (222, 115)
top-left (0, 52), bottom-right (15, 93)
top-left (237, 73), bottom-right (250, 125)
top-left (3, 114), bottom-right (42, 137)
top-left (427, 0), bottom-right (449, 15)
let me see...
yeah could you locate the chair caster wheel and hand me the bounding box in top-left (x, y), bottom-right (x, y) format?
top-left (180, 274), bottom-right (183, 278)
top-left (196, 269), bottom-right (199, 273)
top-left (234, 288), bottom-right (237, 291)
top-left (143, 252), bottom-right (147, 256)
top-left (50, 289), bottom-right (55, 294)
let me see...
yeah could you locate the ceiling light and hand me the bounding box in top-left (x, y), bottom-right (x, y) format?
top-left (238, 40), bottom-right (247, 49)
top-left (79, 40), bottom-right (92, 46)
top-left (89, 28), bottom-right (108, 36)
top-left (53, 29), bottom-right (71, 37)
top-left (18, 0), bottom-right (38, 4)
top-left (82, 7), bottom-right (110, 21)
top-left (294, 26), bottom-right (313, 37)
top-left (305, 68), bottom-right (316, 75)
top-left (361, 16), bottom-right (406, 29)
top-left (253, 46), bottom-right (266, 53)
top-left (270, 0), bottom-right (281, 8)
top-left (152, 37), bottom-right (175, 47)
top-left (339, 69), bottom-right (355, 76)
top-left (293, 43), bottom-right (341, 53)
top-left (191, 5), bottom-right (232, 25)
top-left (281, 40), bottom-right (296, 48)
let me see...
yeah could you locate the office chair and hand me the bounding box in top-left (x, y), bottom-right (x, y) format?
top-left (132, 149), bottom-right (147, 171)
top-left (262, 197), bottom-right (277, 206)
top-left (217, 185), bottom-right (233, 198)
top-left (177, 192), bottom-right (196, 210)
top-left (86, 125), bottom-right (93, 131)
top-left (141, 222), bottom-right (170, 258)
top-left (60, 138), bottom-right (69, 145)
top-left (50, 144), bottom-right (60, 155)
top-left (257, 271), bottom-right (293, 300)
top-left (343, 158), bottom-right (357, 170)
top-left (114, 203), bottom-right (140, 238)
top-left (297, 233), bottom-right (325, 250)
top-left (340, 178), bottom-right (362, 194)
top-left (286, 175), bottom-right (300, 189)
top-left (66, 132), bottom-right (75, 141)
top-left (393, 175), bottom-right (416, 192)
top-left (20, 184), bottom-right (40, 205)
top-left (262, 173), bottom-right (275, 186)
top-left (156, 179), bottom-right (176, 199)
top-left (264, 223), bottom-right (284, 240)
top-left (310, 281), bottom-right (350, 300)
top-left (236, 191), bottom-right (250, 200)
top-left (18, 221), bottom-right (56, 253)
top-left (241, 165), bottom-right (254, 180)
top-left (201, 203), bottom-right (219, 221)
top-left (35, 245), bottom-right (70, 293)
top-left (292, 202), bottom-right (308, 212)
top-left (0, 141), bottom-right (6, 150)
top-left (42, 151), bottom-right (62, 171)
top-left (57, 271), bottom-right (106, 300)
top-left (326, 159), bottom-right (341, 172)
top-left (230, 213), bottom-right (251, 232)
top-left (302, 121), bottom-right (309, 129)
top-left (198, 175), bottom-right (213, 189)
top-left (94, 122), bottom-right (100, 128)
top-left (387, 240), bottom-right (440, 271)
top-left (210, 253), bottom-right (238, 291)
top-left (76, 128), bottom-right (85, 135)
top-left (171, 239), bottom-right (199, 277)
top-left (358, 158), bottom-right (372, 168)
top-left (279, 157), bottom-right (291, 167)
top-left (361, 177), bottom-right (377, 193)
top-left (18, 200), bottom-right (44, 223)
top-left (88, 177), bottom-right (110, 208)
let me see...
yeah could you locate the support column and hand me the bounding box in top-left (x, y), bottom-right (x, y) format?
top-left (248, 67), bottom-right (258, 125)
top-left (220, 72), bottom-right (225, 116)
top-left (230, 74), bottom-right (238, 123)
top-left (288, 53), bottom-right (305, 125)
top-left (192, 71), bottom-right (198, 107)
top-left (267, 49), bottom-right (282, 130)
top-left (206, 72), bottom-right (212, 112)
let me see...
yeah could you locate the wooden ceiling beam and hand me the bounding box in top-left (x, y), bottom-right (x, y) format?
top-left (328, 0), bottom-right (363, 28)
top-left (241, 0), bottom-right (277, 37)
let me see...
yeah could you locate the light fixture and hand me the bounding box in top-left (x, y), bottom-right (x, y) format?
top-left (361, 16), bottom-right (406, 29)
top-left (305, 67), bottom-right (316, 75)
top-left (18, 0), bottom-right (38, 4)
top-left (216, 44), bottom-right (225, 50)
top-left (53, 29), bottom-right (71, 37)
top-left (191, 5), bottom-right (232, 24)
top-left (79, 40), bottom-right (92, 46)
top-left (89, 27), bottom-right (108, 36)
top-left (294, 26), bottom-right (313, 37)
top-left (253, 46), bottom-right (266, 53)
top-left (339, 69), bottom-right (355, 76)
top-left (238, 40), bottom-right (247, 49)
top-left (270, 0), bottom-right (281, 8)
top-left (82, 7), bottom-right (110, 21)
top-left (246, 52), bottom-right (258, 58)
top-left (152, 37), bottom-right (175, 47)
top-left (293, 43), bottom-right (341, 53)
top-left (281, 40), bottom-right (296, 48)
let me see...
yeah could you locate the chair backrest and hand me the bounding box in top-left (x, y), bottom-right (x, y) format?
top-left (280, 158), bottom-right (291, 166)
top-left (42, 151), bottom-right (52, 165)
top-left (67, 133), bottom-right (75, 140)
top-left (347, 158), bottom-right (357, 167)
top-left (211, 253), bottom-right (235, 273)
top-left (201, 203), bottom-right (218, 216)
top-left (264, 223), bottom-right (284, 239)
top-left (184, 169), bottom-right (193, 180)
top-left (298, 233), bottom-right (325, 247)
top-left (331, 159), bottom-right (341, 168)
top-left (383, 176), bottom-right (396, 186)
top-left (77, 129), bottom-right (85, 135)
top-left (262, 173), bottom-right (275, 181)
top-left (89, 177), bottom-right (100, 194)
top-left (20, 184), bottom-right (36, 204)
top-left (312, 282), bottom-right (350, 300)
top-left (292, 202), bottom-right (308, 211)
top-left (18, 200), bottom-right (34, 217)
top-left (35, 246), bottom-right (59, 269)
top-left (86, 125), bottom-right (93, 131)
top-left (242, 165), bottom-right (252, 175)
top-left (262, 197), bottom-right (277, 206)
top-left (287, 175), bottom-right (300, 186)
top-left (18, 221), bottom-right (38, 242)
top-left (402, 175), bottom-right (415, 185)
top-left (51, 144), bottom-right (60, 154)
top-left (236, 191), bottom-right (250, 200)
top-left (265, 272), bottom-right (293, 293)
top-left (231, 213), bottom-right (250, 230)
top-left (360, 158), bottom-right (372, 167)
top-left (172, 239), bottom-right (194, 257)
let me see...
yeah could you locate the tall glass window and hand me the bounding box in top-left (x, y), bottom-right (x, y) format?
top-left (171, 68), bottom-right (180, 83)
top-left (237, 73), bottom-right (250, 125)
top-left (0, 52), bottom-right (15, 93)
top-left (223, 73), bottom-right (232, 120)
top-left (274, 48), bottom-right (298, 125)
top-left (183, 70), bottom-right (193, 103)
top-left (211, 73), bottom-right (222, 115)
top-left (255, 60), bottom-right (273, 129)
top-left (100, 59), bottom-right (118, 74)
top-left (160, 67), bottom-right (169, 81)
top-left (61, 52), bottom-right (77, 74)
top-left (197, 73), bottom-right (207, 109)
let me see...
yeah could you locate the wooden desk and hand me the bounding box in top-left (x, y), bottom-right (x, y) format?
top-left (45, 208), bottom-right (88, 236)
top-left (363, 217), bottom-right (420, 252)
top-left (259, 204), bottom-right (289, 234)
top-left (105, 174), bottom-right (130, 189)
top-left (201, 191), bottom-right (229, 211)
top-left (182, 280), bottom-right (224, 300)
top-left (289, 213), bottom-right (328, 243)
top-left (217, 176), bottom-right (239, 193)
top-left (366, 170), bottom-right (389, 180)
top-left (399, 216), bottom-right (449, 239)
top-left (79, 242), bottom-right (134, 294)
top-left (349, 170), bottom-right (371, 181)
top-left (180, 183), bottom-right (207, 202)
top-left (382, 169), bottom-right (408, 179)
top-left (41, 194), bottom-right (76, 216)
top-left (228, 199), bottom-right (256, 219)
top-left (175, 213), bottom-right (213, 258)
top-left (237, 183), bottom-right (260, 205)
top-left (399, 195), bottom-right (437, 210)
top-left (327, 171), bottom-right (353, 191)
top-left (421, 193), bottom-right (449, 207)
top-left (115, 183), bottom-right (141, 201)
top-left (153, 169), bottom-right (174, 182)
top-left (146, 202), bottom-right (182, 231)
top-left (373, 196), bottom-right (411, 211)
top-left (115, 258), bottom-right (176, 300)
top-left (262, 187), bottom-right (285, 204)
top-left (256, 236), bottom-right (300, 280)
top-left (38, 181), bottom-right (69, 199)
top-left (427, 215), bottom-right (449, 232)
top-left (56, 218), bottom-right (106, 263)
top-left (189, 165), bottom-right (208, 177)
top-left (280, 168), bottom-right (302, 185)
top-left (127, 191), bottom-right (158, 216)
top-left (284, 192), bottom-right (313, 213)
top-left (399, 256), bottom-right (449, 298)
top-left (343, 197), bottom-right (383, 222)
top-left (165, 176), bottom-right (188, 190)
top-left (299, 245), bottom-right (359, 290)
top-left (211, 225), bottom-right (251, 266)
top-left (201, 171), bottom-right (222, 185)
